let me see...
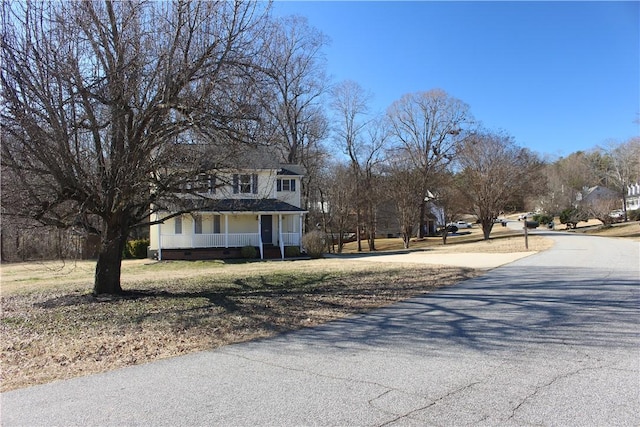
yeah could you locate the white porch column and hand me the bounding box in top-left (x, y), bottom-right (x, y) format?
top-left (278, 214), bottom-right (284, 259)
top-left (299, 214), bottom-right (304, 249)
top-left (157, 215), bottom-right (163, 261)
top-left (191, 214), bottom-right (195, 248)
top-left (224, 215), bottom-right (229, 248)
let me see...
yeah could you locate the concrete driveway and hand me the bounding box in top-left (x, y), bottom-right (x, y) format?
top-left (334, 250), bottom-right (536, 269)
top-left (2, 231), bottom-right (639, 426)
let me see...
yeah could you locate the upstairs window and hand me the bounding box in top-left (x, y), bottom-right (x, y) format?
top-left (277, 179), bottom-right (296, 192)
top-left (240, 174), bottom-right (251, 193)
top-left (233, 174), bottom-right (258, 194)
top-left (183, 174), bottom-right (215, 193)
top-left (192, 174), bottom-right (209, 193)
top-left (207, 175), bottom-right (217, 193)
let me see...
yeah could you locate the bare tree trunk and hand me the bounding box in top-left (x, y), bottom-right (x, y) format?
top-left (337, 234), bottom-right (345, 254)
top-left (0, 227), bottom-right (5, 262)
top-left (367, 204), bottom-right (376, 251)
top-left (356, 208), bottom-right (362, 252)
top-left (481, 220), bottom-right (493, 240)
top-left (368, 229), bottom-right (375, 251)
top-left (417, 202), bottom-right (426, 239)
top-left (93, 219), bottom-right (128, 295)
top-left (401, 224), bottom-right (411, 249)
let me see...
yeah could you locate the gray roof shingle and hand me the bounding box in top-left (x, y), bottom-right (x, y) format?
top-left (164, 198), bottom-right (306, 213)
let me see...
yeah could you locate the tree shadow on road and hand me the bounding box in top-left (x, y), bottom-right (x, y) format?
top-left (280, 265), bottom-right (639, 355)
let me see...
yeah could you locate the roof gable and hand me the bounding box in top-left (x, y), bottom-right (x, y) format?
top-left (278, 164), bottom-right (305, 176)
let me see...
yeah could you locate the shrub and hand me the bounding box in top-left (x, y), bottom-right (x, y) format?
top-left (532, 214), bottom-right (553, 225)
top-left (124, 239), bottom-right (149, 259)
top-left (130, 239), bottom-right (150, 259)
top-left (302, 230), bottom-right (327, 258)
top-left (284, 246), bottom-right (301, 258)
top-left (559, 207), bottom-right (588, 229)
top-left (629, 209), bottom-right (640, 221)
top-left (240, 245), bottom-right (257, 259)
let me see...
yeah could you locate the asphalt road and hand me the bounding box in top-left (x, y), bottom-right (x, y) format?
top-left (2, 231), bottom-right (639, 426)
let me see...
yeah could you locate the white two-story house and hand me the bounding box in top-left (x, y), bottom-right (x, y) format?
top-left (626, 182), bottom-right (640, 212)
top-left (149, 146), bottom-right (306, 260)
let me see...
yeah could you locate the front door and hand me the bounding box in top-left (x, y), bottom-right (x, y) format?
top-left (261, 215), bottom-right (272, 245)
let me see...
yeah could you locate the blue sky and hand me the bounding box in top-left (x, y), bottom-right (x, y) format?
top-left (272, 1), bottom-right (639, 158)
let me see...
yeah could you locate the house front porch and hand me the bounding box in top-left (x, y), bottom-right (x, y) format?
top-left (149, 210), bottom-right (305, 260)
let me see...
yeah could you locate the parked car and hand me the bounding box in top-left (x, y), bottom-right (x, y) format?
top-left (518, 212), bottom-right (534, 221)
top-left (443, 225), bottom-right (458, 234)
top-left (610, 210), bottom-right (624, 219)
top-left (330, 232), bottom-right (357, 245)
top-left (447, 221), bottom-right (472, 229)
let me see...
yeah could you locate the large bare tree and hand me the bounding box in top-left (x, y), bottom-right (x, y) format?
top-left (260, 14), bottom-right (328, 164)
top-left (382, 152), bottom-right (423, 249)
top-left (1, 0), bottom-right (270, 294)
top-left (457, 130), bottom-right (543, 239)
top-left (330, 80), bottom-right (371, 251)
top-left (360, 119), bottom-right (388, 251)
top-left (258, 15), bottom-right (329, 231)
top-left (322, 162), bottom-right (357, 253)
top-left (386, 89), bottom-right (471, 238)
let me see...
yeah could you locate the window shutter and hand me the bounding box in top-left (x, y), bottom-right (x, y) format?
top-left (233, 174), bottom-right (239, 194)
top-left (277, 179), bottom-right (281, 192)
top-left (252, 174), bottom-right (258, 194)
top-left (209, 175), bottom-right (216, 194)
top-left (291, 179), bottom-right (296, 192)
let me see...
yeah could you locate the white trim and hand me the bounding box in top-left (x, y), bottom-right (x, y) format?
top-left (279, 214), bottom-right (284, 259)
top-left (225, 215), bottom-right (229, 248)
top-left (299, 214), bottom-right (304, 251)
top-left (157, 216), bottom-right (163, 261)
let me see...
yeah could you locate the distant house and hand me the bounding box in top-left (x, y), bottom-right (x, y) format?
top-left (579, 185), bottom-right (619, 206)
top-left (374, 202), bottom-right (401, 238)
top-left (149, 146), bottom-right (306, 260)
top-left (374, 190), bottom-right (445, 238)
top-left (626, 183), bottom-right (640, 212)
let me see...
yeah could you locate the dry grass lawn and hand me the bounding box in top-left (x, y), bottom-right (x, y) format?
top-left (1, 222), bottom-right (635, 391)
top-left (1, 259), bottom-right (480, 391)
top-left (581, 221), bottom-right (640, 240)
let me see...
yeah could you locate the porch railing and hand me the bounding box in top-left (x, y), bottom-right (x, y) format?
top-left (281, 232), bottom-right (300, 246)
top-left (160, 232), bottom-right (302, 251)
top-left (160, 233), bottom-right (260, 249)
top-left (227, 233), bottom-right (260, 247)
top-left (160, 232), bottom-right (301, 249)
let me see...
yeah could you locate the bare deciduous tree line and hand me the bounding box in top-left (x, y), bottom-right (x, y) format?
top-left (2, 1), bottom-right (638, 294)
